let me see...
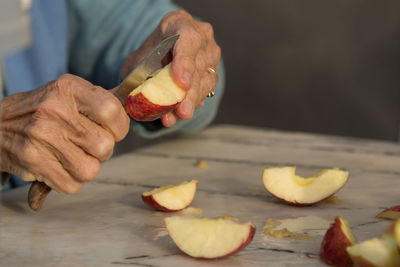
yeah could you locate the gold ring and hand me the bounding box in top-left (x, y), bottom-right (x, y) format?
top-left (207, 90), bottom-right (216, 98)
top-left (207, 66), bottom-right (217, 75)
top-left (207, 66), bottom-right (217, 98)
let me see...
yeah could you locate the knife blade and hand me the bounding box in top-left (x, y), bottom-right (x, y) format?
top-left (27, 35), bottom-right (179, 212)
top-left (114, 34), bottom-right (179, 105)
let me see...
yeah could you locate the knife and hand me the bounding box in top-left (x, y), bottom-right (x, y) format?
top-left (28, 35), bottom-right (180, 211)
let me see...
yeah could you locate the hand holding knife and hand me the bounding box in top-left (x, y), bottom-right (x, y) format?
top-left (28, 35), bottom-right (179, 211)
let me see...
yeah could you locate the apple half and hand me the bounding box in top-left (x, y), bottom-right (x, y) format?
top-left (164, 216), bottom-right (256, 259)
top-left (142, 180), bottom-right (198, 212)
top-left (346, 233), bottom-right (400, 267)
top-left (262, 167), bottom-right (349, 205)
top-left (376, 205), bottom-right (400, 220)
top-left (320, 216), bottom-right (357, 267)
top-left (126, 63), bottom-right (186, 121)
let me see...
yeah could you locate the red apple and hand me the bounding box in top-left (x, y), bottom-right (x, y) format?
top-left (164, 216), bottom-right (255, 259)
top-left (346, 233), bottom-right (400, 267)
top-left (142, 180), bottom-right (198, 212)
top-left (126, 63), bottom-right (186, 121)
top-left (262, 167), bottom-right (349, 205)
top-left (376, 205), bottom-right (400, 220)
top-left (320, 216), bottom-right (357, 267)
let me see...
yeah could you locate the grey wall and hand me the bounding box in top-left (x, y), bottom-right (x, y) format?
top-left (174, 0), bottom-right (400, 141)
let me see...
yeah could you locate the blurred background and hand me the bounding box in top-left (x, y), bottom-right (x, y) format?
top-left (173, 0), bottom-right (400, 141)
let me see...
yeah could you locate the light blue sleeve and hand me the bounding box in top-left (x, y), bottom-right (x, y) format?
top-left (67, 0), bottom-right (225, 139)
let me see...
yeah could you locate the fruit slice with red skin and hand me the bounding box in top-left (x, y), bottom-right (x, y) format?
top-left (126, 63), bottom-right (186, 121)
top-left (395, 220), bottom-right (400, 249)
top-left (320, 216), bottom-right (357, 267)
top-left (262, 167), bottom-right (349, 205)
top-left (376, 205), bottom-right (400, 220)
top-left (142, 180), bottom-right (198, 211)
top-left (164, 216), bottom-right (256, 259)
top-left (346, 233), bottom-right (400, 267)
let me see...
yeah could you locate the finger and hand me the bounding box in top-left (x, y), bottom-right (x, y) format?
top-left (67, 113), bottom-right (115, 162)
top-left (57, 75), bottom-right (130, 142)
top-left (47, 131), bottom-right (101, 183)
top-left (170, 28), bottom-right (203, 90)
top-left (161, 111), bottom-right (179, 127)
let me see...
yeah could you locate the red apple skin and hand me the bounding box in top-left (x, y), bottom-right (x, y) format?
top-left (141, 195), bottom-right (190, 212)
top-left (320, 216), bottom-right (355, 267)
top-left (267, 189), bottom-right (339, 206)
top-left (126, 92), bottom-right (177, 121)
top-left (219, 225), bottom-right (256, 258)
top-left (376, 205), bottom-right (400, 220)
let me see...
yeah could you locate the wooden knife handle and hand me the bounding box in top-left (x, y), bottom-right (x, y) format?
top-left (28, 181), bottom-right (51, 211)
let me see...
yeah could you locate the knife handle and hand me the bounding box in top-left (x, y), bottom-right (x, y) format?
top-left (28, 181), bottom-right (52, 211)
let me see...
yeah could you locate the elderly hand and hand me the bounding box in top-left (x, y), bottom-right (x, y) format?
top-left (0, 74), bottom-right (130, 194)
top-left (121, 10), bottom-right (221, 127)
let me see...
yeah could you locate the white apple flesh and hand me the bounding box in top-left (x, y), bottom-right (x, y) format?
top-left (142, 180), bottom-right (198, 212)
top-left (126, 63), bottom-right (186, 121)
top-left (346, 233), bottom-right (400, 267)
top-left (262, 167), bottom-right (349, 205)
top-left (164, 216), bottom-right (256, 259)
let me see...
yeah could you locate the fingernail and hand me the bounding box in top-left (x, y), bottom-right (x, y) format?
top-left (182, 100), bottom-right (193, 117)
top-left (183, 72), bottom-right (191, 88)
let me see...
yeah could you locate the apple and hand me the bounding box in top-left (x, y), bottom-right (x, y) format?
top-left (126, 63), bottom-right (186, 121)
top-left (346, 233), bottom-right (400, 267)
top-left (141, 180), bottom-right (198, 212)
top-left (395, 220), bottom-right (400, 248)
top-left (262, 167), bottom-right (349, 205)
top-left (376, 205), bottom-right (400, 220)
top-left (319, 216), bottom-right (357, 267)
top-left (164, 216), bottom-right (256, 259)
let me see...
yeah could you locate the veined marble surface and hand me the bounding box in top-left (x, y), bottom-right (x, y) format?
top-left (1, 125), bottom-right (399, 266)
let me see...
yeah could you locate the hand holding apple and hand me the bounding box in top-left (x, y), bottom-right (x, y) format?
top-left (121, 10), bottom-right (221, 127)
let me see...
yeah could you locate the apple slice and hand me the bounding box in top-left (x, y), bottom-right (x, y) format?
top-left (164, 216), bottom-right (256, 259)
top-left (346, 233), bottom-right (400, 267)
top-left (262, 167), bottom-right (349, 205)
top-left (126, 63), bottom-right (186, 121)
top-left (142, 180), bottom-right (198, 212)
top-left (395, 220), bottom-right (400, 248)
top-left (376, 205), bottom-right (400, 220)
top-left (320, 216), bottom-right (357, 267)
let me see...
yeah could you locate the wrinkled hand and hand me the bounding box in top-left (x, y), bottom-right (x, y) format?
top-left (0, 74), bottom-right (130, 194)
top-left (121, 10), bottom-right (221, 127)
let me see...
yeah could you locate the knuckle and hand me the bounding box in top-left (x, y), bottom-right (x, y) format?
top-left (54, 74), bottom-right (78, 91)
top-left (200, 22), bottom-right (214, 38)
top-left (97, 97), bottom-right (121, 121)
top-left (78, 158), bottom-right (101, 182)
top-left (94, 132), bottom-right (115, 161)
top-left (115, 114), bottom-right (130, 142)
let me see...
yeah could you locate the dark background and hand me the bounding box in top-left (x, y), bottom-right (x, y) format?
top-left (173, 0), bottom-right (400, 141)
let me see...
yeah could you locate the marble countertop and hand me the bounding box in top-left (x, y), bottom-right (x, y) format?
top-left (1, 125), bottom-right (400, 266)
